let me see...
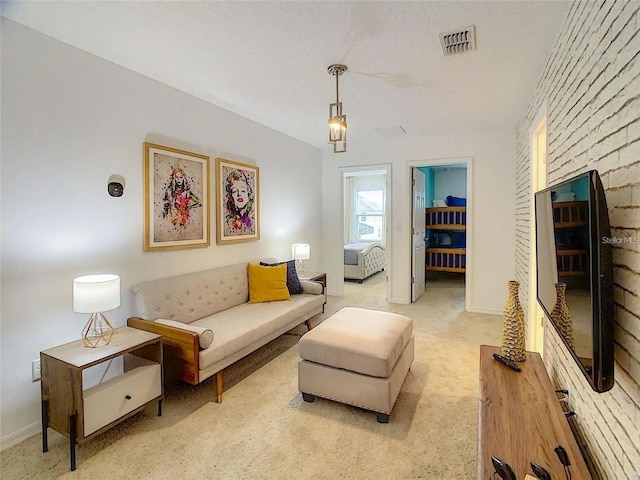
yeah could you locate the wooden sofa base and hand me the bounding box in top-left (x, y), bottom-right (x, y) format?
top-left (128, 316), bottom-right (315, 403)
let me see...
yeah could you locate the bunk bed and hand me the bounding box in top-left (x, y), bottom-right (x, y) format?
top-left (425, 206), bottom-right (466, 273)
top-left (553, 200), bottom-right (589, 276)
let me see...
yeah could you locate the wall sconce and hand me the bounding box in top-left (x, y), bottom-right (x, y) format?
top-left (328, 64), bottom-right (347, 154)
top-left (292, 243), bottom-right (310, 273)
top-left (73, 274), bottom-right (120, 348)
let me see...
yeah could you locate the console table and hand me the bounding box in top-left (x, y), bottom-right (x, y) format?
top-left (478, 345), bottom-right (591, 479)
top-left (41, 327), bottom-right (163, 471)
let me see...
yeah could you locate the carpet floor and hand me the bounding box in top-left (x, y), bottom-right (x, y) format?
top-left (1, 272), bottom-right (503, 479)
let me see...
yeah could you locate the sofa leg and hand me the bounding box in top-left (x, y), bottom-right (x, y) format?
top-left (302, 393), bottom-right (315, 403)
top-left (215, 371), bottom-right (223, 403)
top-left (305, 319), bottom-right (313, 330)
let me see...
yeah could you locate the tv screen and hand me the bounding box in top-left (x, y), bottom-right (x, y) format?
top-left (535, 170), bottom-right (614, 392)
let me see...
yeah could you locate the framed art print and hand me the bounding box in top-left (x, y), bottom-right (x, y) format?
top-left (144, 142), bottom-right (210, 251)
top-left (215, 158), bottom-right (260, 244)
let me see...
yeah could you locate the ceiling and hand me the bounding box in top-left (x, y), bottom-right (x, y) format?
top-left (2, 1), bottom-right (571, 153)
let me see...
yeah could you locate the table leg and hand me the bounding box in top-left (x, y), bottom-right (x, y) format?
top-left (41, 399), bottom-right (48, 453)
top-left (69, 414), bottom-right (77, 471)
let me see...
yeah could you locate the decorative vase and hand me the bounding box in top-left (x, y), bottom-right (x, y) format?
top-left (550, 282), bottom-right (574, 348)
top-left (501, 280), bottom-right (526, 362)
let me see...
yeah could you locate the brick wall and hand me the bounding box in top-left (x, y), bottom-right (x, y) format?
top-left (515, 1), bottom-right (640, 478)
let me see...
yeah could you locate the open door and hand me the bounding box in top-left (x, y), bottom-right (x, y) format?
top-left (411, 168), bottom-right (426, 302)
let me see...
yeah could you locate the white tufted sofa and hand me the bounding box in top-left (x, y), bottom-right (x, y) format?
top-left (127, 260), bottom-right (324, 402)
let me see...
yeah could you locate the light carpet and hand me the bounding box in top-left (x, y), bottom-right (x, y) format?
top-left (1, 272), bottom-right (503, 479)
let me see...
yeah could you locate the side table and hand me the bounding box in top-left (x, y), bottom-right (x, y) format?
top-left (298, 271), bottom-right (327, 311)
top-left (40, 326), bottom-right (163, 471)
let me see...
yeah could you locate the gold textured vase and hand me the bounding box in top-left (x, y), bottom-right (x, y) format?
top-left (501, 280), bottom-right (526, 362)
top-left (550, 282), bottom-right (574, 348)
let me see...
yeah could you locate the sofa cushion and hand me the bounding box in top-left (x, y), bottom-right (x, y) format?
top-left (260, 260), bottom-right (304, 294)
top-left (248, 263), bottom-right (290, 303)
top-left (155, 319), bottom-right (214, 349)
top-left (194, 293), bottom-right (324, 370)
top-left (298, 307), bottom-right (413, 378)
top-left (131, 263), bottom-right (249, 323)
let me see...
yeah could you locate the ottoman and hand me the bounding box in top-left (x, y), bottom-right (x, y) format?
top-left (298, 307), bottom-right (414, 423)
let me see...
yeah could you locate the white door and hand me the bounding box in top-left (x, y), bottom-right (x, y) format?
top-left (412, 168), bottom-right (426, 302)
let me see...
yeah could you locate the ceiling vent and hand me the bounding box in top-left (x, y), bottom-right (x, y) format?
top-left (440, 26), bottom-right (476, 56)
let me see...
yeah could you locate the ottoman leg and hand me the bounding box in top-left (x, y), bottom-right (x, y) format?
top-left (302, 393), bottom-right (316, 403)
top-left (376, 412), bottom-right (390, 423)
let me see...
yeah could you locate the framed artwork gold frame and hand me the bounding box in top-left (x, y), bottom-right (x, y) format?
top-left (215, 157), bottom-right (260, 244)
top-left (144, 142), bottom-right (210, 251)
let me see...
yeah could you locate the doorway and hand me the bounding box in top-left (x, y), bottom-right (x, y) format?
top-left (529, 113), bottom-right (547, 354)
top-left (409, 158), bottom-right (472, 310)
top-left (341, 165), bottom-right (392, 302)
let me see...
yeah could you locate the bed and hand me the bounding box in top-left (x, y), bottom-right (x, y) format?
top-left (344, 242), bottom-right (386, 282)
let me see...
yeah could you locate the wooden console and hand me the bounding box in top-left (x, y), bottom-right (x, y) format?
top-left (478, 345), bottom-right (591, 479)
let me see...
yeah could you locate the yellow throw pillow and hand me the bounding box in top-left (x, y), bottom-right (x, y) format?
top-left (248, 263), bottom-right (291, 303)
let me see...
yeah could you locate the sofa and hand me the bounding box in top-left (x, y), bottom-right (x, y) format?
top-left (127, 260), bottom-right (325, 402)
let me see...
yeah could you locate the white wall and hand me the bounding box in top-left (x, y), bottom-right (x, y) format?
top-left (0, 20), bottom-right (323, 446)
top-left (514, 1), bottom-right (640, 476)
top-left (322, 130), bottom-right (516, 311)
top-left (434, 168), bottom-right (467, 200)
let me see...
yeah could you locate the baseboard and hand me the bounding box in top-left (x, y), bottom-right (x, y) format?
top-left (467, 306), bottom-right (502, 316)
top-left (1, 421), bottom-right (40, 451)
top-left (390, 296), bottom-right (409, 304)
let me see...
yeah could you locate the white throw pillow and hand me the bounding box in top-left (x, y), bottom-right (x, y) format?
top-left (432, 199), bottom-right (447, 207)
top-left (155, 319), bottom-right (214, 349)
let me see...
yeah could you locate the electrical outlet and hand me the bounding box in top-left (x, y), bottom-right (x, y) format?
top-left (32, 359), bottom-right (41, 382)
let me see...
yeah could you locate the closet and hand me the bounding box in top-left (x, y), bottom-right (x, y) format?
top-left (420, 165), bottom-right (467, 276)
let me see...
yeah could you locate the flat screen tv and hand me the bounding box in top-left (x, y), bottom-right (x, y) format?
top-left (535, 170), bottom-right (614, 392)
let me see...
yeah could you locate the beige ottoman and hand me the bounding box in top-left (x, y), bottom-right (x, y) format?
top-left (298, 307), bottom-right (414, 423)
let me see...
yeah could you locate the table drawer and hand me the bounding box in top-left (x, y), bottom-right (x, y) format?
top-left (83, 363), bottom-right (161, 436)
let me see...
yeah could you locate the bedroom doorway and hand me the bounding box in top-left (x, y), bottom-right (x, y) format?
top-left (341, 166), bottom-right (391, 301)
top-left (408, 158), bottom-right (472, 311)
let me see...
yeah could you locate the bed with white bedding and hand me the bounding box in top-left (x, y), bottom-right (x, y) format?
top-left (343, 242), bottom-right (386, 282)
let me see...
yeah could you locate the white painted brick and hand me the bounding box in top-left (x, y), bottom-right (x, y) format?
top-left (632, 185), bottom-right (640, 206)
top-left (612, 375), bottom-right (639, 423)
top-left (615, 267), bottom-right (640, 295)
top-left (619, 138), bottom-right (640, 169)
top-left (617, 323), bottom-right (640, 359)
top-left (516, 3), bottom-right (640, 477)
top-left (630, 356), bottom-right (640, 388)
top-left (609, 207), bottom-right (640, 229)
top-left (607, 185), bottom-right (633, 207)
top-left (594, 151), bottom-right (621, 175)
top-left (624, 289), bottom-right (640, 318)
top-left (616, 307), bottom-right (640, 342)
top-left (613, 246), bottom-right (640, 273)
top-left (610, 164), bottom-right (640, 188)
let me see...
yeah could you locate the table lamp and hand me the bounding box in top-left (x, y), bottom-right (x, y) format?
top-left (292, 243), bottom-right (310, 273)
top-left (73, 274), bottom-right (120, 347)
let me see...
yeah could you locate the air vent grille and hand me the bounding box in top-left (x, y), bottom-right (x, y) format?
top-left (440, 26), bottom-right (476, 56)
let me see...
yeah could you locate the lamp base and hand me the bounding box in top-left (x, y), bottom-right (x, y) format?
top-left (295, 259), bottom-right (306, 274)
top-left (82, 313), bottom-right (114, 348)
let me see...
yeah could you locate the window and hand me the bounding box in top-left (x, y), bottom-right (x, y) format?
top-left (355, 190), bottom-right (384, 241)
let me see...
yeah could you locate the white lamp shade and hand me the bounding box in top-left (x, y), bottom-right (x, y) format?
top-left (292, 243), bottom-right (310, 260)
top-left (73, 274), bottom-right (121, 313)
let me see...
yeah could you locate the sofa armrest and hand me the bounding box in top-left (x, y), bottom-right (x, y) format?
top-left (300, 280), bottom-right (323, 295)
top-left (127, 317), bottom-right (200, 384)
